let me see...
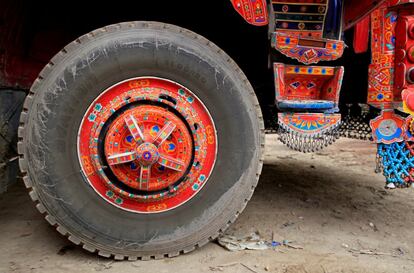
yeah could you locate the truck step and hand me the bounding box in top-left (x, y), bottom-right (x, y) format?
top-left (273, 63), bottom-right (344, 113)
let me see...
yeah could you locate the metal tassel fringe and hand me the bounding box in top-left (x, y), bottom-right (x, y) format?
top-left (278, 125), bottom-right (340, 153)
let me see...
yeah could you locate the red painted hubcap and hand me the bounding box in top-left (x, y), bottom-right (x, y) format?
top-left (78, 77), bottom-right (217, 213)
top-left (104, 105), bottom-right (193, 192)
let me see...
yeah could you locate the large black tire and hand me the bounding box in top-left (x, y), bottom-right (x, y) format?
top-left (18, 21), bottom-right (264, 259)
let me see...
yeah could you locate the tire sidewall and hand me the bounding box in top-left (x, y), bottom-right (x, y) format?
top-left (25, 23), bottom-right (262, 255)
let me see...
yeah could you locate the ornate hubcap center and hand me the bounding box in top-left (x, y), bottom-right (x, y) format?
top-left (136, 143), bottom-right (159, 166)
top-left (78, 77), bottom-right (217, 213)
top-left (103, 105), bottom-right (193, 192)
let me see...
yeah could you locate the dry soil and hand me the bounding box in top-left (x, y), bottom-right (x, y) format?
top-left (1, 135), bottom-right (414, 273)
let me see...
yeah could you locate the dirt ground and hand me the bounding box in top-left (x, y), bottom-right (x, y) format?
top-left (1, 135), bottom-right (414, 273)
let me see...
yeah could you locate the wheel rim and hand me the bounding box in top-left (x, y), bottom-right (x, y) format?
top-left (77, 77), bottom-right (217, 213)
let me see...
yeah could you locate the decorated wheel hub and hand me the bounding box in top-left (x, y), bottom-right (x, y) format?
top-left (78, 77), bottom-right (217, 213)
top-left (104, 105), bottom-right (193, 192)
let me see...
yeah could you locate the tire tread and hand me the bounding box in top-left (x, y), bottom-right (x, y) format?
top-left (18, 21), bottom-right (265, 260)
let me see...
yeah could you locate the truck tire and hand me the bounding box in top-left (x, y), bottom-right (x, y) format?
top-left (18, 21), bottom-right (264, 260)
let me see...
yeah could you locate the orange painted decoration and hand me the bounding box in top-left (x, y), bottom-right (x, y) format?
top-left (278, 112), bottom-right (341, 135)
top-left (271, 33), bottom-right (345, 65)
top-left (231, 0), bottom-right (268, 26)
top-left (274, 63), bottom-right (344, 110)
top-left (78, 78), bottom-right (217, 213)
top-left (394, 6), bottom-right (414, 113)
top-left (367, 2), bottom-right (398, 109)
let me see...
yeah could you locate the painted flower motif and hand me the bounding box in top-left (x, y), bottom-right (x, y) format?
top-left (88, 113), bottom-right (96, 122)
top-left (95, 103), bottom-right (102, 111)
top-left (292, 115), bottom-right (325, 130)
top-left (149, 125), bottom-right (160, 138)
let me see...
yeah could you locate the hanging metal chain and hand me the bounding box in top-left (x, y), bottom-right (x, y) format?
top-left (267, 104), bottom-right (377, 137)
top-left (338, 103), bottom-right (376, 140)
top-left (278, 124), bottom-right (340, 153)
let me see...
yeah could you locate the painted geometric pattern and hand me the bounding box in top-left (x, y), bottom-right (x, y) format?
top-left (231, 0), bottom-right (268, 26)
top-left (277, 30), bottom-right (323, 39)
top-left (285, 65), bottom-right (335, 75)
top-left (367, 3), bottom-right (397, 109)
top-left (271, 32), bottom-right (345, 64)
top-left (368, 64), bottom-right (394, 108)
top-left (371, 7), bottom-right (397, 63)
top-left (274, 63), bottom-right (344, 107)
top-left (278, 112), bottom-right (341, 135)
top-left (272, 0), bottom-right (328, 33)
top-left (285, 77), bottom-right (325, 100)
